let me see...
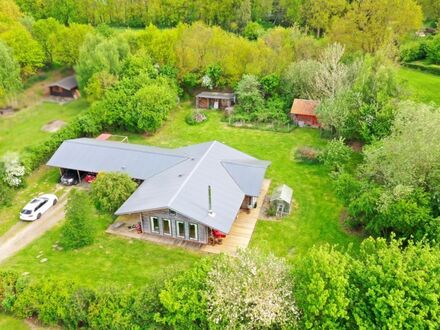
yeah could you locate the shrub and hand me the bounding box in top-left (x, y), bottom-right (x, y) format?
top-left (400, 40), bottom-right (426, 62)
top-left (243, 22), bottom-right (265, 40)
top-left (60, 189), bottom-right (96, 250)
top-left (294, 245), bottom-right (351, 329)
top-left (185, 110), bottom-right (207, 125)
top-left (207, 249), bottom-right (299, 329)
top-left (426, 35), bottom-right (440, 64)
top-left (92, 172), bottom-right (138, 213)
top-left (318, 137), bottom-right (352, 172)
top-left (156, 258), bottom-right (211, 328)
top-left (1, 152), bottom-right (25, 187)
top-left (294, 146), bottom-right (321, 163)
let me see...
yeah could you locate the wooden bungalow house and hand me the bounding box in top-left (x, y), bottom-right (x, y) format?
top-left (48, 75), bottom-right (79, 98)
top-left (290, 99), bottom-right (320, 128)
top-left (47, 139), bottom-right (270, 245)
top-left (196, 91), bottom-right (235, 110)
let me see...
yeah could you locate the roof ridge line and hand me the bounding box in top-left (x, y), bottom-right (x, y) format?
top-left (221, 159), bottom-right (270, 168)
top-left (69, 139), bottom-right (186, 159)
top-left (167, 141), bottom-right (217, 207)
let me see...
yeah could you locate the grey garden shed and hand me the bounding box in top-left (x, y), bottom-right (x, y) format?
top-left (270, 184), bottom-right (293, 217)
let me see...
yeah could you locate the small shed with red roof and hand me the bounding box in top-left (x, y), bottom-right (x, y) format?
top-left (290, 99), bottom-right (320, 128)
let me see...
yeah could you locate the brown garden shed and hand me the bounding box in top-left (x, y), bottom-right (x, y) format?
top-left (48, 75), bottom-right (79, 98)
top-left (196, 91), bottom-right (235, 110)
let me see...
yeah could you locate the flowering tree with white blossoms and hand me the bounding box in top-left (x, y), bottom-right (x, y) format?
top-left (207, 249), bottom-right (299, 329)
top-left (201, 74), bottom-right (213, 89)
top-left (2, 152), bottom-right (25, 187)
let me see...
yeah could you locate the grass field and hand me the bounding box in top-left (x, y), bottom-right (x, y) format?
top-left (0, 99), bottom-right (87, 157)
top-left (398, 67), bottom-right (440, 104)
top-left (0, 313), bottom-right (30, 330)
top-left (2, 104), bottom-right (360, 287)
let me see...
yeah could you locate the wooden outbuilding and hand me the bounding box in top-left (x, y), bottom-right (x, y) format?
top-left (48, 75), bottom-right (79, 98)
top-left (196, 91), bottom-right (235, 110)
top-left (290, 99), bottom-right (320, 128)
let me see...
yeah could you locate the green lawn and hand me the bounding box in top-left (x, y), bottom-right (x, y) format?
top-left (0, 99), bottom-right (87, 157)
top-left (398, 67), bottom-right (440, 104)
top-left (2, 104), bottom-right (360, 287)
top-left (0, 313), bottom-right (30, 330)
top-left (0, 167), bottom-right (64, 237)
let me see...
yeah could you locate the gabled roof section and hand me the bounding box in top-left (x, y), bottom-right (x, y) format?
top-left (47, 138), bottom-right (188, 180)
top-left (48, 75), bottom-right (78, 90)
top-left (196, 91), bottom-right (235, 100)
top-left (116, 141), bottom-right (270, 233)
top-left (290, 99), bottom-right (319, 116)
top-left (270, 184), bottom-right (293, 204)
top-left (222, 160), bottom-right (270, 196)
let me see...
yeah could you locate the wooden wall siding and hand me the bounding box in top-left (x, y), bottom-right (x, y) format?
top-left (197, 98), bottom-right (209, 108)
top-left (141, 209), bottom-right (208, 244)
top-left (49, 86), bottom-right (75, 98)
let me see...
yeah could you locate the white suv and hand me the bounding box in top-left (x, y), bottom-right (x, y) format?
top-left (20, 194), bottom-right (58, 221)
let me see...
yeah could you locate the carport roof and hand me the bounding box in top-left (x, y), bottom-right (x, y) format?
top-left (47, 138), bottom-right (188, 180)
top-left (48, 138), bottom-right (270, 233)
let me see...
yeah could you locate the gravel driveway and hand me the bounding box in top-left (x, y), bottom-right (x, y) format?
top-left (0, 193), bottom-right (68, 264)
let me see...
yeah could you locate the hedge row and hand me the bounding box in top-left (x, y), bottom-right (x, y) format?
top-left (0, 271), bottom-right (162, 329)
top-left (402, 62), bottom-right (440, 76)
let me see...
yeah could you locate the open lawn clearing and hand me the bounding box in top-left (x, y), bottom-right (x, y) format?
top-left (0, 167), bottom-right (65, 237)
top-left (2, 104), bottom-right (360, 286)
top-left (398, 67), bottom-right (440, 105)
top-left (0, 99), bottom-right (87, 157)
top-left (0, 313), bottom-right (30, 330)
top-left (2, 212), bottom-right (202, 288)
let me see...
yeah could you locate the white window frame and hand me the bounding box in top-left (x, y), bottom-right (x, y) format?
top-left (150, 217), bottom-right (160, 233)
top-left (162, 218), bottom-right (171, 236)
top-left (188, 223), bottom-right (198, 241)
top-left (176, 221), bottom-right (185, 238)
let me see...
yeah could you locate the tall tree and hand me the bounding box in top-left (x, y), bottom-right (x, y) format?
top-left (330, 0), bottom-right (423, 53)
top-left (301, 0), bottom-right (347, 37)
top-left (0, 26), bottom-right (45, 76)
top-left (31, 18), bottom-right (63, 65)
top-left (0, 41), bottom-right (21, 105)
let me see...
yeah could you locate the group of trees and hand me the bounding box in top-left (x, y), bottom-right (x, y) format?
top-left (295, 237), bottom-right (440, 328)
top-left (0, 241), bottom-right (438, 329)
top-left (336, 102), bottom-right (440, 242)
top-left (13, 0), bottom-right (427, 51)
top-left (400, 34), bottom-right (440, 65)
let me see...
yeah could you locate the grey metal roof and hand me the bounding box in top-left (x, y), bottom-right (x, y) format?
top-left (270, 184), bottom-right (293, 204)
top-left (222, 160), bottom-right (270, 196)
top-left (47, 138), bottom-right (188, 180)
top-left (49, 75), bottom-right (78, 90)
top-left (116, 141), bottom-right (270, 233)
top-left (47, 138), bottom-right (269, 233)
top-left (196, 91), bottom-right (235, 100)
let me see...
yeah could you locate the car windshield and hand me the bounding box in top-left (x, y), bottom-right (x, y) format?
top-left (21, 209), bottom-right (32, 215)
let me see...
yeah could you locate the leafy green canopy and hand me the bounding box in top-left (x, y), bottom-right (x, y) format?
top-left (295, 237), bottom-right (440, 329)
top-left (60, 189), bottom-right (96, 250)
top-left (0, 41), bottom-right (21, 105)
top-left (336, 102), bottom-right (440, 241)
top-left (92, 172), bottom-right (137, 213)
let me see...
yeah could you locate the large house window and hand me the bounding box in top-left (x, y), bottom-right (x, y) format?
top-left (176, 221), bottom-right (185, 238)
top-left (189, 223), bottom-right (198, 240)
top-left (162, 219), bottom-right (171, 235)
top-left (150, 217), bottom-right (160, 233)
